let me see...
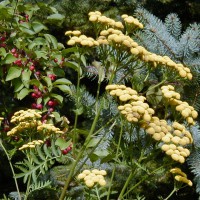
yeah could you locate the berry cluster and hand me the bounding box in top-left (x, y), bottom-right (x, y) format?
top-left (61, 144), bottom-right (72, 155)
top-left (77, 169), bottom-right (107, 188)
top-left (19, 140), bottom-right (44, 151)
top-left (170, 168), bottom-right (192, 186)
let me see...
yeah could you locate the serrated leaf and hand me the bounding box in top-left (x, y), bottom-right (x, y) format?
top-left (53, 67), bottom-right (65, 77)
top-left (44, 162), bottom-right (48, 171)
top-left (43, 144), bottom-right (52, 158)
top-left (32, 21), bottom-right (47, 33)
top-left (55, 85), bottom-right (71, 94)
top-left (30, 150), bottom-right (41, 165)
top-left (40, 166), bottom-right (46, 174)
top-left (6, 66), bottom-right (22, 81)
top-left (62, 47), bottom-right (77, 56)
top-left (19, 26), bottom-right (35, 35)
top-left (51, 140), bottom-right (59, 157)
top-left (43, 76), bottom-right (52, 88)
top-left (15, 165), bottom-right (28, 174)
top-left (93, 149), bottom-right (109, 158)
top-left (12, 78), bottom-right (24, 92)
top-left (65, 61), bottom-right (82, 75)
top-left (52, 111), bottom-right (61, 122)
top-left (29, 79), bottom-right (41, 87)
top-left (24, 174), bottom-right (29, 183)
top-left (35, 50), bottom-right (48, 59)
top-left (32, 170), bottom-right (37, 183)
top-left (28, 37), bottom-right (47, 49)
top-left (16, 88), bottom-right (30, 100)
top-left (4, 53), bottom-right (17, 64)
top-left (53, 78), bottom-right (71, 85)
top-left (36, 145), bottom-right (46, 161)
top-left (86, 138), bottom-right (101, 148)
top-left (22, 69), bottom-right (31, 88)
top-left (0, 47), bottom-right (6, 57)
top-left (50, 93), bottom-right (63, 104)
top-left (55, 138), bottom-right (71, 150)
top-left (44, 34), bottom-right (58, 49)
top-left (15, 172), bottom-right (26, 179)
top-left (47, 13), bottom-right (64, 21)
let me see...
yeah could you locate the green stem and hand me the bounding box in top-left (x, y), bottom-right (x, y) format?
top-left (59, 101), bottom-right (103, 200)
top-left (106, 117), bottom-right (124, 200)
top-left (122, 164), bottom-right (170, 198)
top-left (73, 69), bottom-right (81, 156)
top-left (0, 140), bottom-right (21, 200)
top-left (143, 79), bottom-right (167, 95)
top-left (118, 171), bottom-right (134, 199)
top-left (95, 186), bottom-right (101, 200)
top-left (74, 119), bottom-right (115, 176)
top-left (164, 187), bottom-right (177, 200)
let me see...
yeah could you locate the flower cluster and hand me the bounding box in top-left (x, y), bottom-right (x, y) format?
top-left (77, 169), bottom-right (107, 188)
top-left (10, 109), bottom-right (42, 123)
top-left (67, 34), bottom-right (99, 47)
top-left (7, 109), bottom-right (42, 136)
top-left (170, 168), bottom-right (192, 186)
top-left (98, 28), bottom-right (138, 48)
top-left (107, 84), bottom-right (194, 163)
top-left (19, 140), bottom-right (44, 150)
top-left (161, 121), bottom-right (192, 163)
top-left (122, 14), bottom-right (143, 29)
top-left (37, 123), bottom-right (64, 135)
top-left (65, 11), bottom-right (192, 80)
top-left (130, 48), bottom-right (192, 80)
top-left (106, 84), bottom-right (154, 122)
top-left (161, 85), bottom-right (198, 125)
top-left (145, 117), bottom-right (171, 141)
top-left (88, 11), bottom-right (124, 29)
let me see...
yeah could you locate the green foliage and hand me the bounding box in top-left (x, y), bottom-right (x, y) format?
top-left (0, 1), bottom-right (199, 200)
top-left (15, 143), bottom-right (62, 184)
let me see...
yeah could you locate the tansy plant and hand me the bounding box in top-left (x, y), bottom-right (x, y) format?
top-left (0, 3), bottom-right (198, 200)
top-left (57, 10), bottom-right (196, 200)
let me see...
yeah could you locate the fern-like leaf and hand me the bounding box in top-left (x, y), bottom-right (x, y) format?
top-left (15, 143), bottom-right (63, 183)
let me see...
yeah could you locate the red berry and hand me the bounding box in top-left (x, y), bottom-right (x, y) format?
top-left (0, 36), bottom-right (6, 41)
top-left (13, 53), bottom-right (19, 58)
top-left (31, 93), bottom-right (37, 98)
top-left (62, 149), bottom-right (68, 155)
top-left (35, 71), bottom-right (41, 76)
top-left (13, 136), bottom-right (20, 141)
top-left (48, 108), bottom-right (54, 112)
top-left (11, 48), bottom-right (17, 54)
top-left (36, 104), bottom-right (43, 110)
top-left (0, 43), bottom-right (6, 47)
top-left (14, 59), bottom-right (22, 66)
top-left (31, 103), bottom-right (37, 108)
top-left (45, 139), bottom-right (51, 147)
top-left (48, 74), bottom-right (56, 81)
top-left (25, 14), bottom-right (29, 19)
top-left (47, 100), bottom-right (54, 107)
top-left (54, 58), bottom-right (58, 63)
top-left (29, 65), bottom-right (35, 71)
